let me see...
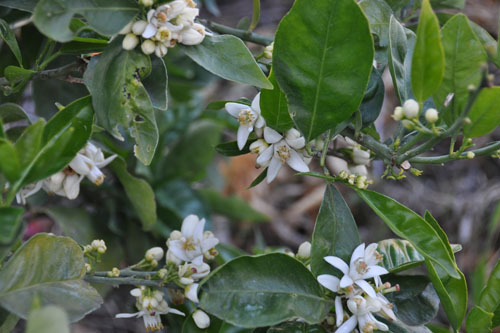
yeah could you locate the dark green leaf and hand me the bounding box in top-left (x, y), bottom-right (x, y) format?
top-left (378, 238), bottom-right (425, 272)
top-left (0, 234), bottom-right (102, 322)
top-left (411, 0), bottom-right (444, 103)
top-left (0, 103), bottom-right (34, 124)
top-left (0, 19), bottom-right (22, 66)
top-left (248, 168), bottom-right (267, 188)
top-left (465, 306), bottom-right (493, 333)
top-left (359, 0), bottom-right (393, 47)
top-left (384, 0), bottom-right (411, 11)
top-left (0, 207), bottom-right (23, 245)
top-left (388, 16), bottom-right (416, 103)
top-left (0, 0), bottom-right (38, 12)
top-left (356, 189), bottom-right (459, 279)
top-left (4, 66), bottom-right (35, 84)
top-left (267, 322), bottom-right (326, 332)
top-left (84, 38), bottom-right (158, 165)
top-left (464, 87), bottom-right (500, 138)
top-left (360, 69), bottom-right (385, 126)
top-left (33, 0), bottom-right (138, 42)
top-left (433, 14), bottom-right (487, 124)
top-left (143, 57), bottom-right (168, 111)
top-left (273, 0), bottom-right (374, 141)
top-left (310, 184), bottom-right (360, 277)
top-left (478, 259), bottom-right (500, 321)
top-left (26, 306), bottom-right (70, 333)
top-left (260, 70), bottom-right (293, 132)
top-left (110, 158), bottom-right (156, 230)
top-left (215, 139), bottom-right (255, 157)
top-left (469, 20), bottom-right (499, 67)
top-left (59, 38), bottom-right (108, 55)
top-left (385, 275), bottom-right (440, 326)
top-left (0, 139), bottom-right (20, 182)
top-left (181, 35), bottom-right (272, 89)
top-left (199, 253), bottom-right (333, 327)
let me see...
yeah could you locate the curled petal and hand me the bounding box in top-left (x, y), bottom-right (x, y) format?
top-left (355, 279), bottom-right (376, 298)
top-left (251, 92), bottom-right (261, 113)
top-left (335, 315), bottom-right (357, 333)
top-left (317, 274), bottom-right (340, 293)
top-left (225, 102), bottom-right (248, 118)
top-left (324, 256), bottom-right (349, 274)
top-left (263, 127), bottom-right (283, 144)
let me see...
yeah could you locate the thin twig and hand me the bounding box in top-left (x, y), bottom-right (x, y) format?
top-left (199, 19), bottom-right (274, 46)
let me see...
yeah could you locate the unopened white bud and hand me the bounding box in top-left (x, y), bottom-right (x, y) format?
top-left (425, 108), bottom-right (438, 123)
top-left (155, 43), bottom-right (168, 58)
top-left (180, 277), bottom-right (194, 285)
top-left (467, 151), bottom-right (475, 159)
top-left (402, 99), bottom-right (419, 118)
top-left (349, 165), bottom-right (368, 177)
top-left (122, 33), bottom-right (139, 50)
top-left (325, 156), bottom-right (349, 175)
top-left (145, 247), bottom-right (164, 261)
top-left (130, 288), bottom-right (142, 297)
top-left (464, 117), bottom-right (471, 124)
top-left (297, 241), bottom-right (311, 260)
top-left (392, 106), bottom-right (403, 121)
top-left (85, 263), bottom-right (92, 273)
top-left (119, 21), bottom-right (133, 35)
top-left (180, 24), bottom-right (205, 46)
top-left (352, 148), bottom-right (370, 166)
top-left (141, 40), bottom-right (156, 55)
top-left (139, 0), bottom-right (154, 6)
top-left (193, 309), bottom-right (210, 329)
top-left (158, 268), bottom-right (168, 279)
top-left (249, 139), bottom-right (269, 154)
top-left (263, 42), bottom-right (274, 59)
top-left (132, 20), bottom-right (148, 35)
top-left (63, 174), bottom-right (81, 200)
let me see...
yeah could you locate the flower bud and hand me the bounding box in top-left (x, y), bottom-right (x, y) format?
top-left (425, 108), bottom-right (438, 123)
top-left (139, 0), bottom-right (154, 6)
top-left (180, 24), bottom-right (205, 46)
top-left (402, 99), bottom-right (419, 119)
top-left (297, 241), bottom-right (311, 260)
top-left (185, 283), bottom-right (199, 303)
top-left (155, 43), bottom-right (168, 58)
top-left (263, 42), bottom-right (274, 59)
top-left (130, 288), bottom-right (142, 297)
top-left (87, 166), bottom-right (104, 185)
top-left (145, 247), bottom-right (164, 261)
top-left (119, 21), bottom-right (133, 35)
top-left (349, 165), bottom-right (368, 177)
top-left (352, 148), bottom-right (370, 166)
top-left (249, 139), bottom-right (269, 155)
top-left (85, 263), bottom-right (92, 273)
top-left (392, 106), bottom-right (403, 121)
top-left (69, 154), bottom-right (92, 175)
top-left (132, 20), bottom-right (148, 35)
top-left (44, 171), bottom-right (66, 193)
top-left (285, 128), bottom-right (305, 149)
top-left (63, 174), bottom-right (81, 200)
top-left (141, 40), bottom-right (156, 55)
top-left (180, 277), bottom-right (194, 285)
top-left (166, 249), bottom-right (183, 265)
top-left (193, 309), bottom-right (210, 329)
top-left (467, 151), bottom-right (475, 159)
top-left (122, 33), bottom-right (139, 50)
top-left (325, 156), bottom-right (349, 175)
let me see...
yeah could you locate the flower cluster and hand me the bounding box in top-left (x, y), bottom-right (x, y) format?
top-left (14, 142), bottom-right (116, 204)
top-left (120, 0), bottom-right (206, 57)
top-left (225, 94), bottom-right (311, 183)
top-left (317, 243), bottom-right (398, 333)
top-left (392, 99), bottom-right (439, 129)
top-left (83, 239), bottom-right (107, 273)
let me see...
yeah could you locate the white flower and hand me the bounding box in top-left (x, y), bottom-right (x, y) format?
top-left (43, 171), bottom-right (65, 194)
top-left (15, 181), bottom-right (43, 204)
top-left (352, 148), bottom-right (370, 166)
top-left (185, 283), bottom-right (199, 303)
top-left (168, 215), bottom-right (219, 265)
top-left (225, 93), bottom-right (266, 150)
top-left (402, 99), bottom-right (419, 119)
top-left (143, 2), bottom-right (187, 39)
top-left (69, 143), bottom-right (116, 186)
top-left (62, 173), bottom-right (83, 199)
top-left (179, 23), bottom-right (205, 45)
top-left (122, 33), bottom-right (139, 50)
top-left (155, 43), bottom-right (169, 58)
top-left (145, 247), bottom-right (164, 262)
top-left (297, 241), bottom-right (311, 260)
top-left (192, 309), bottom-right (210, 329)
top-left (425, 108), bottom-right (438, 123)
top-left (256, 127), bottom-right (309, 183)
top-left (335, 295), bottom-right (389, 333)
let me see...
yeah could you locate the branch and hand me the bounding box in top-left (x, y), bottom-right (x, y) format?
top-left (410, 141), bottom-right (500, 164)
top-left (199, 19), bottom-right (274, 46)
top-left (341, 127), bottom-right (394, 163)
top-left (84, 275), bottom-right (179, 289)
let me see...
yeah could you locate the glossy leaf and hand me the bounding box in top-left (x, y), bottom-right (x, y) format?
top-left (310, 184), bottom-right (360, 277)
top-left (0, 19), bottom-right (22, 66)
top-left (0, 0), bottom-right (38, 11)
top-left (433, 14), bottom-right (486, 124)
top-left (388, 16), bottom-right (416, 103)
top-left (260, 70), bottom-right (293, 132)
top-left (360, 69), bottom-right (385, 126)
top-left (26, 306), bottom-right (70, 333)
top-left (33, 0), bottom-right (139, 42)
top-left (4, 66), bottom-right (35, 85)
top-left (84, 38), bottom-right (158, 165)
top-left (110, 158), bottom-right (156, 230)
top-left (430, 0), bottom-right (465, 9)
top-left (384, 0), bottom-right (411, 11)
top-left (215, 139), bottom-right (255, 157)
top-left (378, 238), bottom-right (424, 272)
top-left (199, 253), bottom-right (333, 327)
top-left (469, 20), bottom-right (499, 67)
top-left (59, 37), bottom-right (109, 55)
top-left (464, 87), bottom-right (500, 138)
top-left (385, 275), bottom-right (440, 326)
top-left (478, 259), bottom-right (500, 322)
top-left (359, 0), bottom-right (393, 47)
top-left (0, 103), bottom-right (33, 124)
top-left (465, 306), bottom-right (493, 333)
top-left (273, 0), bottom-right (374, 141)
top-left (248, 168), bottom-right (267, 188)
top-left (411, 0), bottom-right (444, 103)
top-left (356, 189), bottom-right (459, 279)
top-left (0, 139), bottom-right (20, 182)
top-left (181, 35), bottom-right (272, 89)
top-left (0, 234), bottom-right (103, 322)
top-left (0, 207), bottom-right (23, 245)
top-left (143, 57), bottom-right (168, 111)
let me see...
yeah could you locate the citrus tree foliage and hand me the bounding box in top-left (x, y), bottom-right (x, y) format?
top-left (0, 0), bottom-right (499, 332)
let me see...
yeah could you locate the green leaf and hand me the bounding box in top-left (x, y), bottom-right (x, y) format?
top-left (199, 253), bottom-right (333, 328)
top-left (430, 0), bottom-right (465, 9)
top-left (181, 35), bottom-right (272, 89)
top-left (59, 38), bottom-right (109, 55)
top-left (0, 19), bottom-right (22, 66)
top-left (267, 322), bottom-right (326, 332)
top-left (248, 168), bottom-right (267, 188)
top-left (378, 238), bottom-right (425, 272)
top-left (199, 188), bottom-right (269, 223)
top-left (478, 259), bottom-right (500, 320)
top-left (84, 38), bottom-right (158, 165)
top-left (110, 158), bottom-right (156, 230)
top-left (356, 189), bottom-right (459, 279)
top-left (464, 87), bottom-right (500, 138)
top-left (411, 0), bottom-right (444, 103)
top-left (33, 0), bottom-right (138, 42)
top-left (0, 103), bottom-right (34, 124)
top-left (260, 70), bottom-right (293, 132)
top-left (388, 16), bottom-right (416, 103)
top-left (4, 66), bottom-right (35, 85)
top-left (385, 0), bottom-right (411, 11)
top-left (360, 69), bottom-right (385, 126)
top-left (310, 184), bottom-right (360, 277)
top-left (249, 0), bottom-right (260, 31)
top-left (143, 57), bottom-right (168, 111)
top-left (215, 139), bottom-right (255, 157)
top-left (465, 306), bottom-right (493, 333)
top-left (385, 275), bottom-right (440, 326)
top-left (0, 234), bottom-right (102, 322)
top-left (26, 306), bottom-right (70, 333)
top-left (0, 207), bottom-right (23, 245)
top-left (0, 309), bottom-right (19, 333)
top-left (162, 119), bottom-right (222, 182)
top-left (433, 14), bottom-right (487, 125)
top-left (273, 0), bottom-right (374, 141)
top-left (0, 0), bottom-right (38, 12)
top-left (469, 20), bottom-right (499, 67)
top-left (0, 139), bottom-right (20, 182)
top-left (359, 0), bottom-right (393, 47)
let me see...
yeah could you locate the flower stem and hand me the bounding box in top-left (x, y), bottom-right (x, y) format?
top-left (199, 19), bottom-right (273, 46)
top-left (84, 275), bottom-right (179, 289)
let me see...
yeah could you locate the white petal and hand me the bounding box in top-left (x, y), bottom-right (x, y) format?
top-left (317, 274), bottom-right (340, 292)
top-left (225, 102), bottom-right (248, 118)
top-left (201, 238), bottom-right (219, 252)
top-left (339, 274), bottom-right (354, 288)
top-left (95, 154), bottom-right (117, 168)
top-left (355, 279), bottom-right (376, 298)
top-left (287, 137), bottom-right (306, 150)
top-left (181, 215), bottom-right (199, 237)
top-left (192, 255), bottom-right (204, 266)
top-left (237, 125), bottom-right (252, 150)
top-left (266, 157), bottom-right (282, 183)
top-left (116, 311), bottom-right (142, 318)
top-left (360, 265), bottom-right (389, 280)
top-left (193, 218), bottom-right (205, 241)
top-left (251, 92), bottom-right (261, 113)
top-left (335, 296), bottom-right (344, 327)
top-left (168, 241), bottom-right (191, 262)
top-left (255, 114), bottom-right (266, 129)
top-left (286, 149), bottom-right (309, 173)
top-left (335, 315), bottom-right (357, 333)
top-left (142, 24), bottom-right (157, 38)
top-left (256, 146), bottom-right (273, 165)
top-left (350, 243), bottom-right (366, 266)
top-left (263, 127), bottom-right (283, 143)
top-left (324, 256), bottom-right (349, 274)
top-left (185, 283), bottom-right (199, 303)
top-left (168, 308), bottom-right (186, 316)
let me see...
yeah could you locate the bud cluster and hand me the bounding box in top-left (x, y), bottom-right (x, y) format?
top-left (83, 239), bottom-right (107, 273)
top-left (392, 99), bottom-right (439, 134)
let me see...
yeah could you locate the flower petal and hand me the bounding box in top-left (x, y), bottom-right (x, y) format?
top-left (237, 125), bottom-right (252, 150)
top-left (201, 237), bottom-right (219, 252)
top-left (317, 274), bottom-right (340, 292)
top-left (256, 146), bottom-right (273, 165)
top-left (350, 243), bottom-right (365, 266)
top-left (142, 24), bottom-right (157, 38)
top-left (263, 127), bottom-right (283, 143)
top-left (192, 255), bottom-right (204, 266)
top-left (286, 149), bottom-right (309, 173)
top-left (168, 241), bottom-right (191, 262)
top-left (251, 92), bottom-right (261, 113)
top-left (324, 256), bottom-right (349, 274)
top-left (335, 296), bottom-right (344, 327)
top-left (360, 265), bottom-right (389, 280)
top-left (181, 215), bottom-right (199, 237)
top-left (339, 274), bottom-right (354, 288)
top-left (116, 311), bottom-right (143, 318)
top-left (255, 114), bottom-right (266, 129)
top-left (266, 157), bottom-right (282, 183)
top-left (355, 279), bottom-right (376, 298)
top-left (169, 308), bottom-right (186, 316)
top-left (335, 315), bottom-right (357, 333)
top-left (193, 218), bottom-right (205, 241)
top-left (225, 102), bottom-right (248, 118)
top-left (286, 137), bottom-right (306, 150)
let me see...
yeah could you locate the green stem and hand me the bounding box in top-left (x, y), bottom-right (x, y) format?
top-left (199, 19), bottom-right (273, 46)
top-left (409, 141), bottom-right (500, 164)
top-left (92, 269), bottom-right (156, 278)
top-left (84, 275), bottom-right (179, 289)
top-left (342, 127), bottom-right (393, 163)
top-left (320, 130), bottom-right (331, 170)
top-left (397, 132), bottom-right (427, 155)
